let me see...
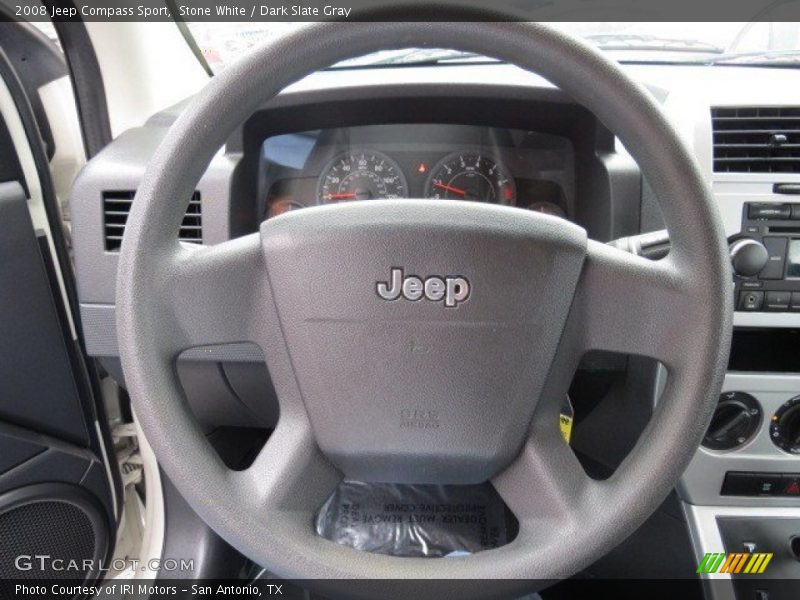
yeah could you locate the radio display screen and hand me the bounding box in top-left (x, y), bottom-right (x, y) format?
top-left (788, 240), bottom-right (800, 278)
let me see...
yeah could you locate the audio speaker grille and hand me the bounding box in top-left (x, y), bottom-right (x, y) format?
top-left (0, 500), bottom-right (97, 580)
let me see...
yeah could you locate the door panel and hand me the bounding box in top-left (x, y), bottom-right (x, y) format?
top-left (0, 38), bottom-right (117, 586)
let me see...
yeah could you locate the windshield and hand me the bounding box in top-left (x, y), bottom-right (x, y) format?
top-left (187, 22), bottom-right (800, 72)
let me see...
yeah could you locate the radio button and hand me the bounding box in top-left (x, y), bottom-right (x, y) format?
top-left (749, 203), bottom-right (791, 220)
top-left (765, 291), bottom-right (791, 311)
top-left (721, 472), bottom-right (783, 496)
top-left (759, 237), bottom-right (788, 280)
top-left (791, 292), bottom-right (800, 311)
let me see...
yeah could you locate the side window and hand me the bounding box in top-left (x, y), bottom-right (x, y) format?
top-left (0, 20), bottom-right (85, 226)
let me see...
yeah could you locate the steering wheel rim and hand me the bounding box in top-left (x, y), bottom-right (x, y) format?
top-left (116, 20), bottom-right (731, 595)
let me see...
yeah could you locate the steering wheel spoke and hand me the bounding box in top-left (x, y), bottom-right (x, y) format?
top-left (492, 424), bottom-right (596, 527)
top-left (165, 233), bottom-right (267, 352)
top-left (570, 240), bottom-right (697, 367)
top-left (234, 411), bottom-right (342, 515)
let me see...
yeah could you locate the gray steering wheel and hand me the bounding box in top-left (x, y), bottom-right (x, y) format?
top-left (116, 20), bottom-right (731, 596)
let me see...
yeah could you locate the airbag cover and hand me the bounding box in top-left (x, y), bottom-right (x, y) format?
top-left (261, 200), bottom-right (587, 483)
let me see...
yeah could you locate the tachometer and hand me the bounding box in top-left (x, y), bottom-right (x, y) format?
top-left (425, 152), bottom-right (515, 204)
top-left (317, 150), bottom-right (408, 204)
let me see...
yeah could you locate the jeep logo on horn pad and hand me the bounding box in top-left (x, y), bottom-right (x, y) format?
top-left (376, 268), bottom-right (470, 308)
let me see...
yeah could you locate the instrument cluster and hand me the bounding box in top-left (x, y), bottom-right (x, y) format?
top-left (260, 124), bottom-right (574, 221)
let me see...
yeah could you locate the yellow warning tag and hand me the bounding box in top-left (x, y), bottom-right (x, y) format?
top-left (559, 414), bottom-right (573, 443)
top-left (559, 395), bottom-right (574, 444)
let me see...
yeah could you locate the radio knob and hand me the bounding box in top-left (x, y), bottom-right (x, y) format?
top-left (730, 238), bottom-right (769, 277)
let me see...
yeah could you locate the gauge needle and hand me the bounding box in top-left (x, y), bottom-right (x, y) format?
top-left (323, 192), bottom-right (357, 201)
top-left (432, 181), bottom-right (467, 197)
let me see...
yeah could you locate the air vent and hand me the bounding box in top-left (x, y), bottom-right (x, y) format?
top-left (712, 107), bottom-right (800, 173)
top-left (102, 191), bottom-right (202, 251)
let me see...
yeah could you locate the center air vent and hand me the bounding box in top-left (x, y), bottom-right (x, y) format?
top-left (102, 191), bottom-right (202, 251)
top-left (712, 107), bottom-right (800, 173)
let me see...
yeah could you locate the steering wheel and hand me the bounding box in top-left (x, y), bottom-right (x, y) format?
top-left (116, 20), bottom-right (731, 597)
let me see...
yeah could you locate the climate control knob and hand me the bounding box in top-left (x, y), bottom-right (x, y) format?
top-left (771, 396), bottom-right (800, 455)
top-left (703, 392), bottom-right (762, 451)
top-left (729, 238), bottom-right (769, 277)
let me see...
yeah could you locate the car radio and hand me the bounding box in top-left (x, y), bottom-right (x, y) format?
top-left (732, 202), bottom-right (800, 312)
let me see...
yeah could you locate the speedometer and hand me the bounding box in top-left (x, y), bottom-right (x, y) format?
top-left (317, 150), bottom-right (408, 204)
top-left (425, 152), bottom-right (515, 204)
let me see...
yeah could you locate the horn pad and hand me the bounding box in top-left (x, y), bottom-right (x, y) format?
top-left (261, 200), bottom-right (587, 483)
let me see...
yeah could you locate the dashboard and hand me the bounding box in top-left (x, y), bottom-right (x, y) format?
top-left (259, 124), bottom-right (574, 220)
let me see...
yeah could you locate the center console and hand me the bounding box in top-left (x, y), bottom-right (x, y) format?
top-left (677, 99), bottom-right (800, 599)
top-left (682, 337), bottom-right (800, 600)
